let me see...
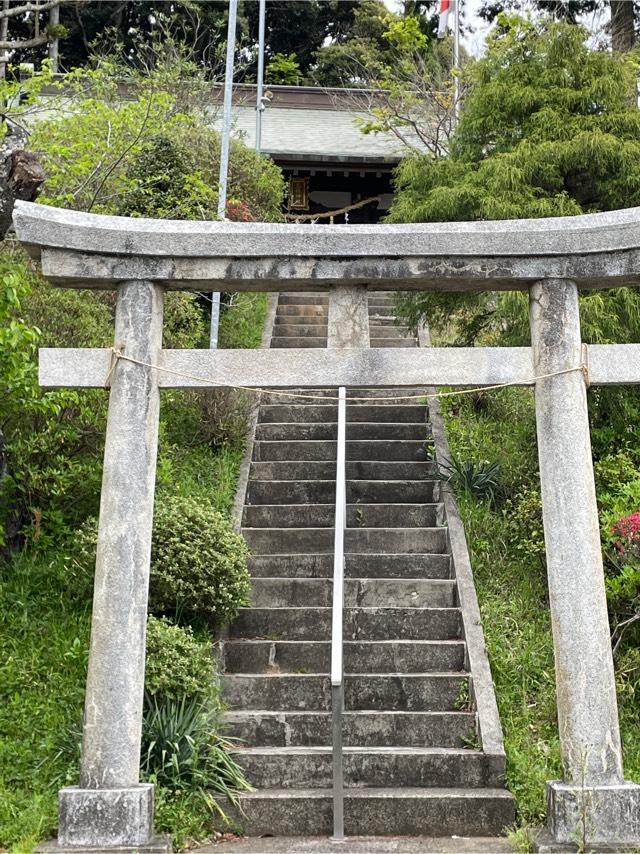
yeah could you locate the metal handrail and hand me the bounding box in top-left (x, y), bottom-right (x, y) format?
top-left (331, 386), bottom-right (347, 840)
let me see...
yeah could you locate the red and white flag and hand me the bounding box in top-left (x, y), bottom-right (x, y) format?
top-left (437, 0), bottom-right (452, 38)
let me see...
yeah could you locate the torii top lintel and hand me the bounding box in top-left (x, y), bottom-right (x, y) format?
top-left (13, 200), bottom-right (640, 292)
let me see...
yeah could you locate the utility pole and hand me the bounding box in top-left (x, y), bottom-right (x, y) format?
top-left (211, 0), bottom-right (238, 349)
top-left (0, 0), bottom-right (10, 80)
top-left (453, 0), bottom-right (460, 126)
top-left (48, 2), bottom-right (60, 73)
top-left (255, 0), bottom-right (266, 154)
top-left (437, 0), bottom-right (461, 129)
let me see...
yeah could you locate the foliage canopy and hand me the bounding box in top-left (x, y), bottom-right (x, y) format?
top-left (390, 17), bottom-right (640, 224)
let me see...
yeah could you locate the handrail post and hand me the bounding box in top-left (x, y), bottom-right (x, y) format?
top-left (331, 386), bottom-right (347, 840)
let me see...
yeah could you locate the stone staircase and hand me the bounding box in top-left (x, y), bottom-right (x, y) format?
top-left (218, 291), bottom-right (515, 837)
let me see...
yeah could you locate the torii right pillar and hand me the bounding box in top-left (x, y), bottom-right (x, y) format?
top-left (529, 279), bottom-right (640, 851)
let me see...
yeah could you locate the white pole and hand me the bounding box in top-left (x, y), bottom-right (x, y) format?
top-left (48, 2), bottom-right (60, 73)
top-left (453, 0), bottom-right (460, 126)
top-left (211, 0), bottom-right (238, 349)
top-left (256, 0), bottom-right (266, 154)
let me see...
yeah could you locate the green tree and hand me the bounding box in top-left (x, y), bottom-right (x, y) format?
top-left (390, 17), bottom-right (640, 224)
top-left (27, 57), bottom-right (284, 221)
top-left (390, 17), bottom-right (640, 365)
top-left (0, 48), bottom-right (284, 547)
top-left (6, 1), bottom-right (365, 83)
top-left (266, 52), bottom-right (303, 86)
top-left (313, 7), bottom-right (459, 157)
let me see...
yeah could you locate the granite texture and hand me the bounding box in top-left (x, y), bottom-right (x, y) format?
top-left (12, 200), bottom-right (640, 290)
top-left (38, 345), bottom-right (535, 389)
top-left (79, 281), bottom-right (164, 792)
top-left (530, 279), bottom-right (623, 787)
top-left (327, 285), bottom-right (370, 348)
top-left (546, 781), bottom-right (640, 847)
top-left (13, 199), bottom-right (640, 257)
top-left (35, 245), bottom-right (640, 291)
top-left (57, 785), bottom-right (156, 848)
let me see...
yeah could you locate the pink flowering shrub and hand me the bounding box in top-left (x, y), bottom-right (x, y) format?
top-left (226, 199), bottom-right (255, 222)
top-left (611, 511), bottom-right (640, 559)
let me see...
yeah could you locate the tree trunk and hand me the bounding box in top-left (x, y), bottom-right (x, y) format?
top-left (610, 0), bottom-right (636, 52)
top-left (0, 122), bottom-right (45, 239)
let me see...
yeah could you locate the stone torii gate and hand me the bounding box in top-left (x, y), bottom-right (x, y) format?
top-left (13, 200), bottom-right (640, 852)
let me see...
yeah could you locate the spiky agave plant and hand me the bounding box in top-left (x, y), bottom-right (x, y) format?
top-left (141, 693), bottom-right (252, 817)
top-left (436, 453), bottom-right (502, 504)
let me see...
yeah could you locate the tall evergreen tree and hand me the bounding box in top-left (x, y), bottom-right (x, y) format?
top-left (390, 16), bottom-right (640, 362)
top-left (389, 16), bottom-right (640, 224)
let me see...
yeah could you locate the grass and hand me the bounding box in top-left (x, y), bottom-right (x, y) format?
top-left (441, 386), bottom-right (640, 831)
top-left (0, 292), bottom-right (267, 852)
top-left (0, 549), bottom-right (90, 850)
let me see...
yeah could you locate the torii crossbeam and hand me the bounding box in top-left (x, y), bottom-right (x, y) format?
top-left (13, 200), bottom-right (640, 852)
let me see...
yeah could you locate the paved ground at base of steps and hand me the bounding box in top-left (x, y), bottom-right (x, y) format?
top-left (196, 836), bottom-right (514, 853)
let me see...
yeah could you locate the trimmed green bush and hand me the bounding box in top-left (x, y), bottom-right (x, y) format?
top-left (74, 499), bottom-right (250, 627)
top-left (145, 616), bottom-right (214, 700)
top-left (150, 497), bottom-right (250, 627)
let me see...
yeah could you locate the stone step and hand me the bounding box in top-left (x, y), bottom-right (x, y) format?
top-left (247, 553), bottom-right (452, 579)
top-left (246, 479), bottom-right (438, 505)
top-left (249, 460), bottom-right (438, 481)
top-left (229, 606), bottom-right (461, 641)
top-left (368, 306), bottom-right (395, 316)
top-left (229, 746), bottom-right (503, 790)
top-left (347, 387), bottom-right (426, 402)
top-left (276, 305), bottom-right (328, 317)
top-left (254, 422), bottom-right (430, 441)
top-left (273, 324), bottom-right (330, 338)
top-left (241, 503), bottom-right (442, 529)
top-left (348, 403), bottom-right (427, 422)
top-left (274, 314), bottom-right (328, 327)
top-left (279, 295), bottom-right (329, 305)
top-left (252, 439), bottom-right (431, 462)
top-left (248, 578), bottom-right (457, 608)
top-left (258, 404), bottom-right (336, 423)
top-left (372, 339), bottom-right (418, 348)
top-left (366, 315), bottom-right (403, 326)
top-left (260, 388), bottom-right (429, 405)
top-left (223, 639), bottom-right (466, 674)
top-left (271, 337), bottom-right (328, 349)
top-left (214, 787), bottom-right (516, 837)
top-left (242, 527), bottom-right (448, 555)
top-left (222, 674), bottom-right (468, 713)
top-left (369, 291), bottom-right (396, 306)
top-left (369, 326), bottom-right (414, 339)
top-left (223, 710), bottom-right (475, 748)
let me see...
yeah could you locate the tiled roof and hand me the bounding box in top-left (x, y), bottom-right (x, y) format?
top-left (209, 104), bottom-right (406, 163)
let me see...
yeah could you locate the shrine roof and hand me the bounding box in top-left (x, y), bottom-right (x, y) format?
top-left (207, 84), bottom-right (409, 164)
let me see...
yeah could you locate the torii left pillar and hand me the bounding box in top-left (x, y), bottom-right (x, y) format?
top-left (55, 280), bottom-right (169, 851)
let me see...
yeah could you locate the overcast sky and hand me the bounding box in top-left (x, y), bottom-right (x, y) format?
top-left (382, 0), bottom-right (611, 55)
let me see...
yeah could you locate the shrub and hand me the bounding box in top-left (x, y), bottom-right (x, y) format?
top-left (73, 499), bottom-right (250, 627)
top-left (195, 388), bottom-right (255, 451)
top-left (150, 497), bottom-right (250, 627)
top-left (0, 246), bottom-right (112, 548)
top-left (145, 616), bottom-right (214, 700)
top-left (436, 454), bottom-right (502, 504)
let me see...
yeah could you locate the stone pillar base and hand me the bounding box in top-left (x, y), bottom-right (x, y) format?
top-left (54, 784), bottom-right (161, 849)
top-left (37, 836), bottom-right (172, 853)
top-left (543, 780), bottom-right (640, 848)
